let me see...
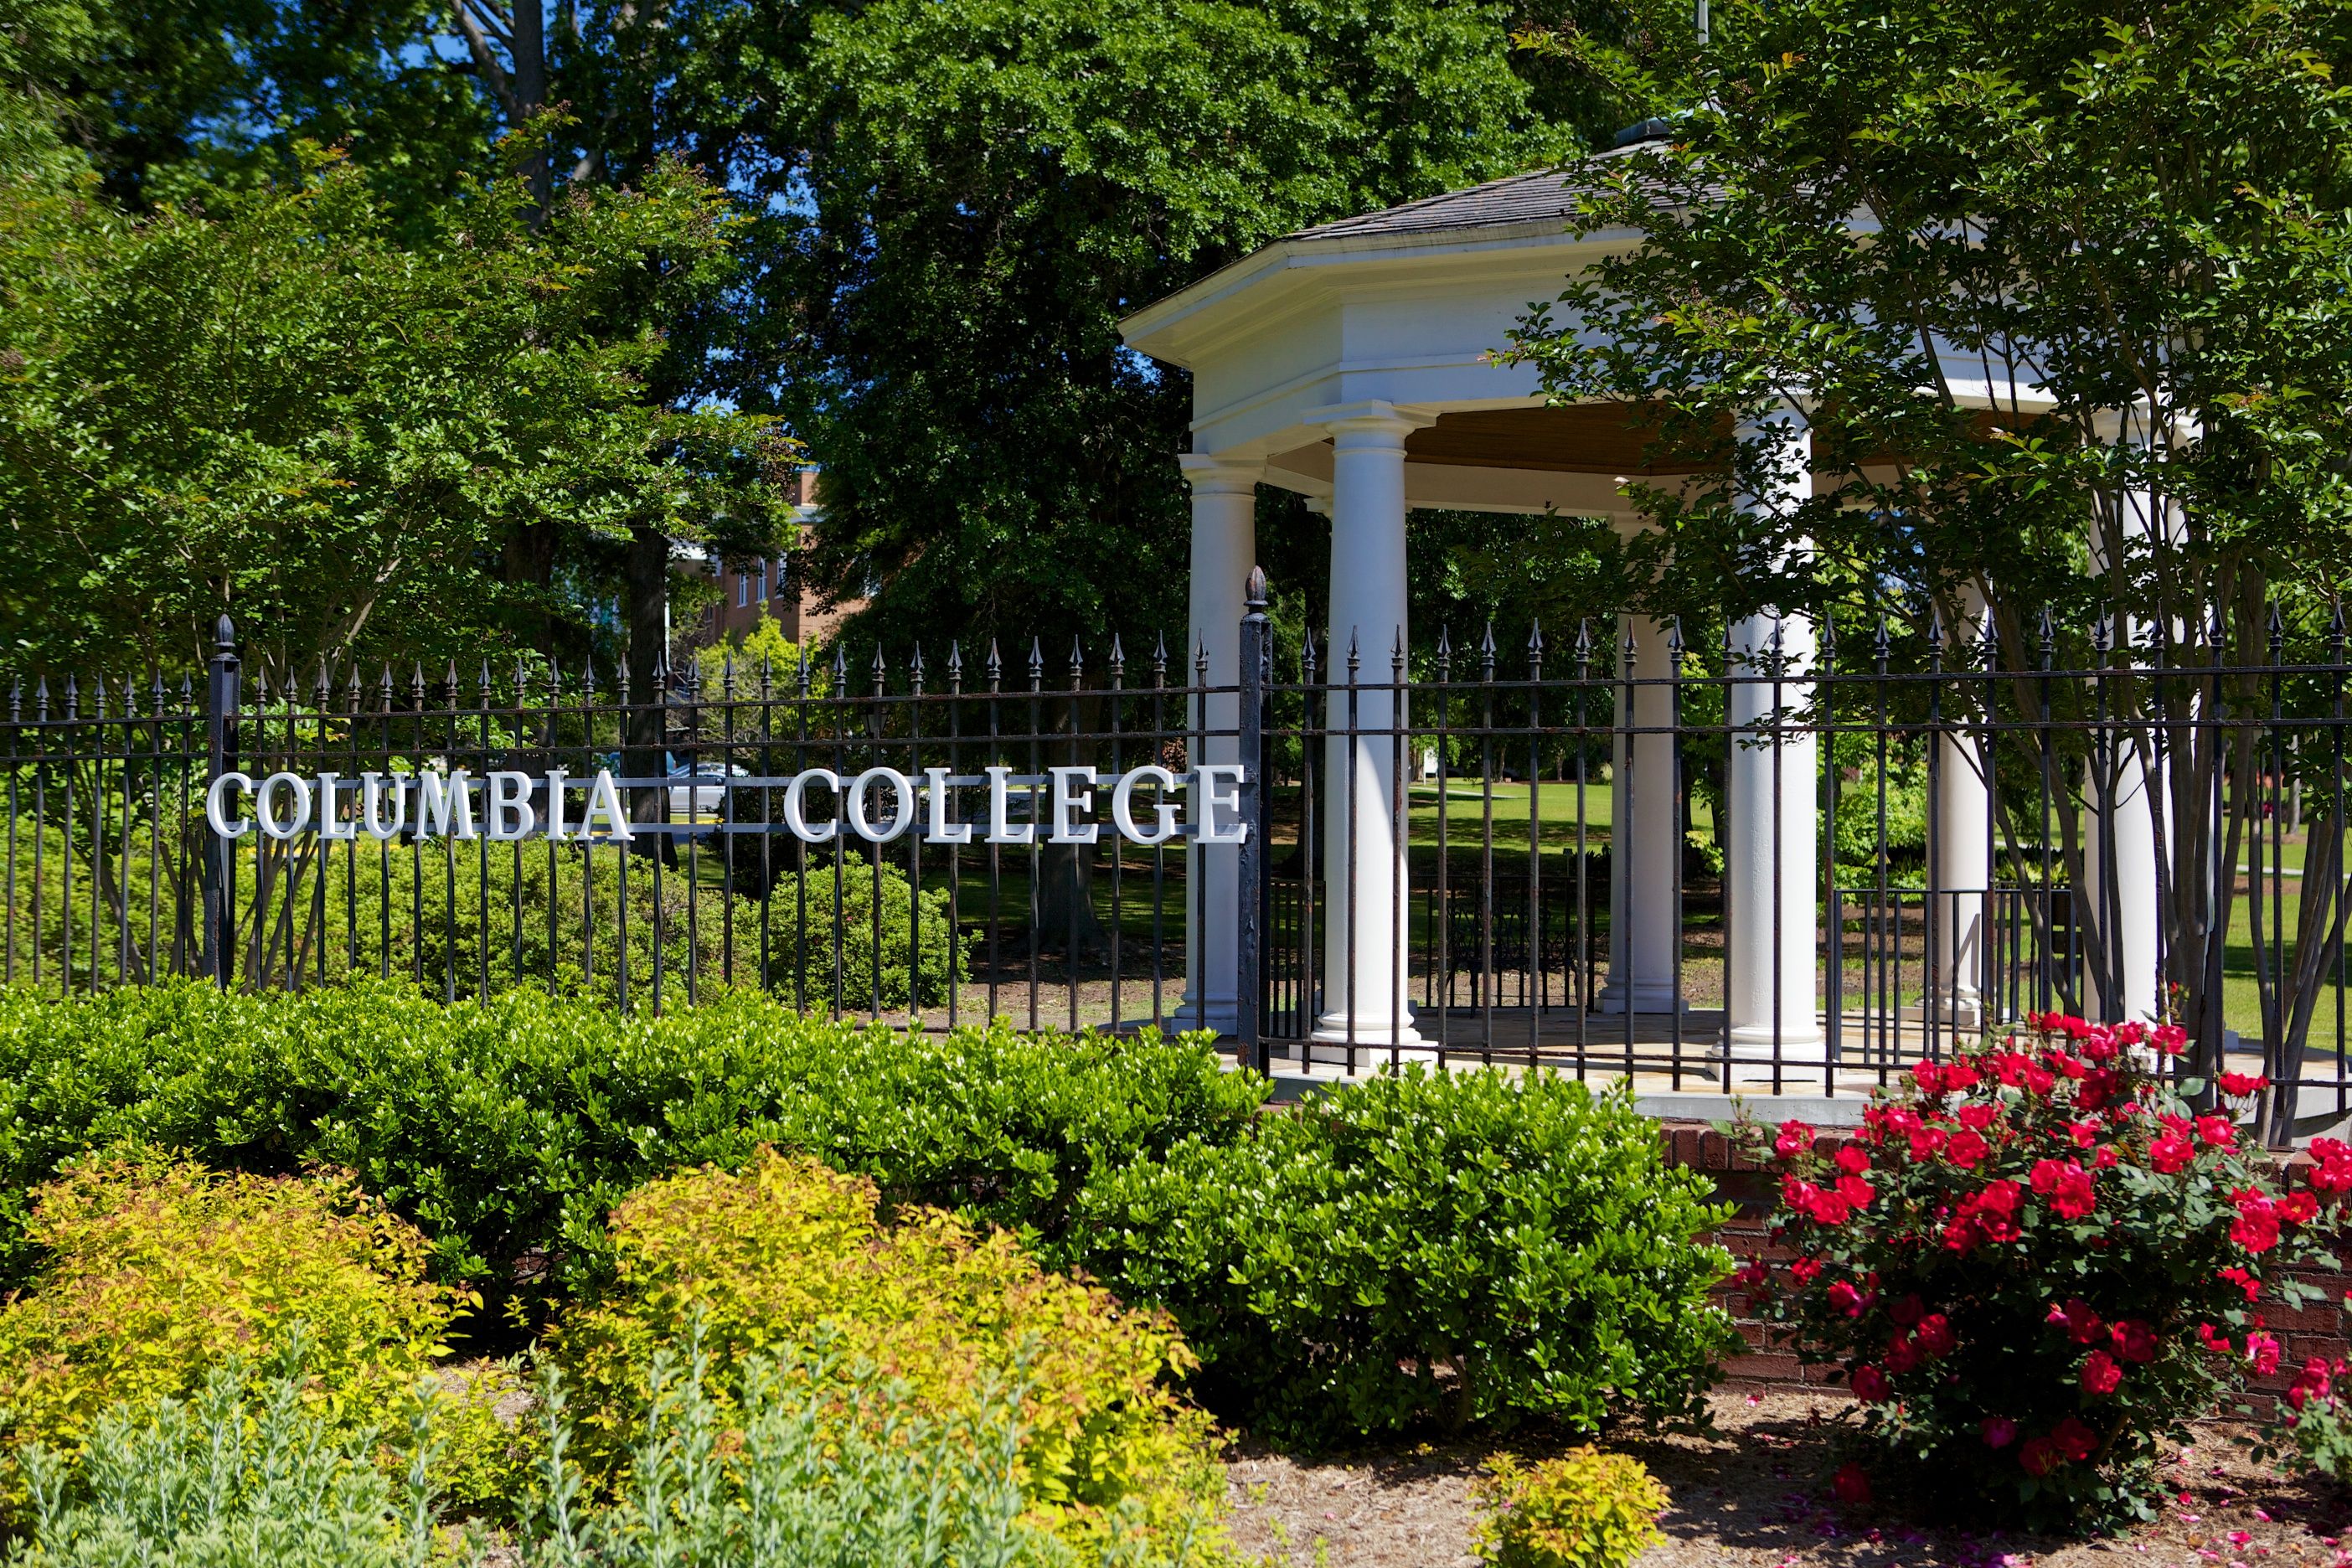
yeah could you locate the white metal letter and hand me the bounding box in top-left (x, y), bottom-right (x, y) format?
top-left (255, 772), bottom-right (313, 839)
top-left (360, 772), bottom-right (410, 841)
top-left (316, 774), bottom-right (356, 840)
top-left (1111, 765), bottom-right (1182, 845)
top-left (1048, 766), bottom-right (1099, 844)
top-left (1194, 763), bottom-right (1249, 845)
top-left (580, 769), bottom-right (633, 841)
top-left (784, 769), bottom-right (840, 843)
top-left (846, 767), bottom-right (918, 843)
top-left (415, 770), bottom-right (477, 840)
top-left (984, 766), bottom-right (1034, 844)
top-left (544, 769), bottom-right (570, 842)
top-left (487, 771), bottom-right (538, 841)
top-left (923, 766), bottom-right (972, 844)
top-left (205, 772), bottom-right (255, 839)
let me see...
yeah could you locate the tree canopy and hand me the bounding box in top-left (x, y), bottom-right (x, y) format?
top-left (0, 145), bottom-right (792, 679)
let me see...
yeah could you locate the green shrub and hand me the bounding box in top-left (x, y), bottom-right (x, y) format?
top-left (14, 1358), bottom-right (444, 1568)
top-left (0, 1154), bottom-right (522, 1514)
top-left (1074, 1066), bottom-right (1738, 1443)
top-left (545, 1149), bottom-right (1225, 1551)
top-left (1469, 1449), bottom-right (1669, 1568)
top-left (0, 983), bottom-right (1262, 1323)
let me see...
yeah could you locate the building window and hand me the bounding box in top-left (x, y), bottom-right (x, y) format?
top-left (755, 561), bottom-right (767, 604)
top-left (771, 557), bottom-right (788, 599)
top-left (737, 572), bottom-right (750, 607)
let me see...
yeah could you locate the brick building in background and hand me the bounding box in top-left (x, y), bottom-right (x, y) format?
top-left (689, 469), bottom-right (859, 652)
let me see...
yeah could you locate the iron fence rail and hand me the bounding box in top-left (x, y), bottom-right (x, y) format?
top-left (4, 595), bottom-right (2349, 1134)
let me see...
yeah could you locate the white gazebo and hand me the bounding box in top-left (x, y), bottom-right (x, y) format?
top-left (1120, 145), bottom-right (2164, 1070)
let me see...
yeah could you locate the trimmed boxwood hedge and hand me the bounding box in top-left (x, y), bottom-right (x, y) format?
top-left (0, 983), bottom-right (1738, 1442)
top-left (0, 981), bottom-right (1261, 1330)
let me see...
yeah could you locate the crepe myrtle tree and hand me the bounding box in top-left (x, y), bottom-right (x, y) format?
top-left (1507, 0), bottom-right (2352, 1113)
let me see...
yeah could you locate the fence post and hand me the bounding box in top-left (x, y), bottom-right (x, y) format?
top-left (1237, 567), bottom-right (1269, 1072)
top-left (202, 616), bottom-right (240, 988)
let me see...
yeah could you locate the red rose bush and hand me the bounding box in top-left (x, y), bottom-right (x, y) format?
top-left (1743, 1014), bottom-right (2341, 1529)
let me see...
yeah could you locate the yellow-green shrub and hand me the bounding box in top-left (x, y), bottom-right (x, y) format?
top-left (1470, 1448), bottom-right (1669, 1568)
top-left (0, 1153), bottom-right (525, 1512)
top-left (547, 1148), bottom-right (1224, 1548)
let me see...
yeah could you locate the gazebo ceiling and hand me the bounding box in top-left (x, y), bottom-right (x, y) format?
top-left (1402, 405), bottom-right (1712, 476)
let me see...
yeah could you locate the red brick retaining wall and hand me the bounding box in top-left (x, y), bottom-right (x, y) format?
top-left (1655, 1121), bottom-right (2352, 1395)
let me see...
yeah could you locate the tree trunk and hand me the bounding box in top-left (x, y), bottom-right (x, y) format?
top-left (513, 0), bottom-right (551, 219)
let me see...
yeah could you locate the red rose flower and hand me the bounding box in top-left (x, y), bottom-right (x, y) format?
top-left (1944, 1130), bottom-right (1990, 1170)
top-left (2196, 1114), bottom-right (2238, 1150)
top-left (2093, 1144), bottom-right (2120, 1169)
top-left (1911, 1061), bottom-right (1947, 1096)
top-left (2282, 1190), bottom-right (2319, 1225)
top-left (1775, 1118), bottom-right (1816, 1158)
top-left (2109, 1319), bottom-right (2159, 1364)
top-left (2198, 1323), bottom-right (2234, 1354)
top-left (2019, 1436), bottom-right (2060, 1476)
top-left (1836, 1173), bottom-right (1877, 1210)
top-left (1957, 1102), bottom-right (2000, 1132)
top-left (2052, 1417), bottom-right (2100, 1462)
top-left (2150, 1132), bottom-right (2195, 1173)
top-left (1782, 1177), bottom-right (1852, 1226)
top-left (1968, 1179), bottom-right (2025, 1241)
top-left (1850, 1364), bottom-right (1890, 1402)
top-left (1884, 1332), bottom-right (1921, 1374)
top-left (1835, 1144), bottom-right (1870, 1175)
top-left (1828, 1279), bottom-right (1872, 1318)
top-left (2217, 1266), bottom-right (2261, 1303)
top-left (1916, 1313), bottom-right (1955, 1358)
top-left (2048, 1297), bottom-right (2103, 1344)
top-left (2289, 1358), bottom-right (2336, 1411)
top-left (1981, 1416), bottom-right (2019, 1449)
top-left (2067, 1121), bottom-right (2102, 1148)
top-left (2030, 1158), bottom-right (2098, 1220)
top-left (2309, 1138), bottom-right (2352, 1193)
top-left (2022, 1064), bottom-right (2057, 1096)
top-left (2153, 1023), bottom-right (2188, 1055)
top-left (1832, 1462), bottom-right (1872, 1506)
top-left (2231, 1189), bottom-right (2281, 1254)
top-left (2247, 1331), bottom-right (2282, 1376)
top-left (2081, 1349), bottom-right (2123, 1395)
top-left (1790, 1256), bottom-right (1823, 1283)
top-left (1942, 1061), bottom-right (1981, 1091)
top-left (2217, 1071), bottom-right (2268, 1100)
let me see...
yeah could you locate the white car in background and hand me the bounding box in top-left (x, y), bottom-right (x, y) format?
top-left (667, 755), bottom-right (746, 827)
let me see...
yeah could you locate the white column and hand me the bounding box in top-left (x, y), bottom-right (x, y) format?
top-left (2081, 409), bottom-right (2169, 1024)
top-left (1174, 452), bottom-right (1261, 1036)
top-left (1313, 402), bottom-right (1428, 1050)
top-left (1929, 591), bottom-right (1992, 1028)
top-left (1597, 615), bottom-right (1683, 1014)
top-left (1725, 406), bottom-right (1824, 1071)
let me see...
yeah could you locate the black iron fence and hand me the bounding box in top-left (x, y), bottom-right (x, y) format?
top-left (5, 583), bottom-right (2349, 1133)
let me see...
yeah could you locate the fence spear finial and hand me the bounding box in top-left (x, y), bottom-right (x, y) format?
top-left (1245, 565), bottom-right (1267, 609)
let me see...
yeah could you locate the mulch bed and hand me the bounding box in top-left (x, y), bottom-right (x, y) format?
top-left (1220, 1388), bottom-right (2352, 1568)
